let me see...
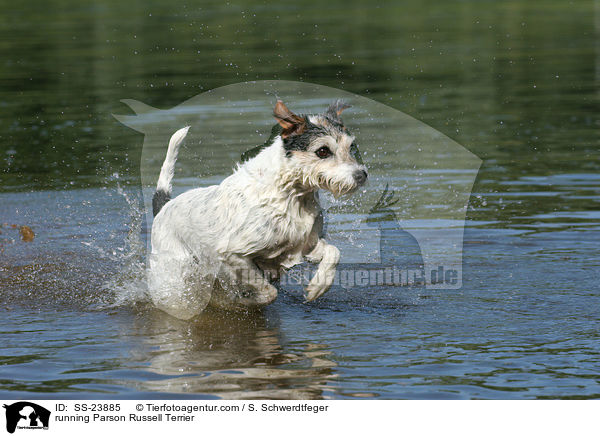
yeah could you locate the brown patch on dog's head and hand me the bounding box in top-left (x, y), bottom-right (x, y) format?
top-left (273, 100), bottom-right (306, 138)
top-left (326, 100), bottom-right (351, 121)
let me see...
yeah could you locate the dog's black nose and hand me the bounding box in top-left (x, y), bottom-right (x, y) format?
top-left (353, 169), bottom-right (368, 185)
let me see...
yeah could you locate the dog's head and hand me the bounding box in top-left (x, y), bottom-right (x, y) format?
top-left (274, 100), bottom-right (368, 197)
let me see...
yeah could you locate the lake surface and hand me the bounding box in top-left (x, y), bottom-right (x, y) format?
top-left (0, 0), bottom-right (599, 399)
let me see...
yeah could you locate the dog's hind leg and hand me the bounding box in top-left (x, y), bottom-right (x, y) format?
top-left (304, 239), bottom-right (341, 301)
top-left (209, 254), bottom-right (278, 311)
top-left (147, 251), bottom-right (215, 320)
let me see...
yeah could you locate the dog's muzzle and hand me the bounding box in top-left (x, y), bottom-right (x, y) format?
top-left (353, 169), bottom-right (368, 186)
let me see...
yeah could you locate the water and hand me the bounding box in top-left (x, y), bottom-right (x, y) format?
top-left (1, 0), bottom-right (599, 399)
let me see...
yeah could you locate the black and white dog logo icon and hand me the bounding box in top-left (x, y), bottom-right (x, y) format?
top-left (3, 402), bottom-right (50, 433)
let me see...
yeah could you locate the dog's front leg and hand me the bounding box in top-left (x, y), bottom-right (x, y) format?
top-left (210, 254), bottom-right (278, 310)
top-left (304, 238), bottom-right (340, 301)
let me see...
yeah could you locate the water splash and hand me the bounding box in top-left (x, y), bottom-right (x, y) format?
top-left (98, 175), bottom-right (150, 309)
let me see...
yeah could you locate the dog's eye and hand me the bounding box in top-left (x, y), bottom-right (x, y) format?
top-left (315, 146), bottom-right (332, 159)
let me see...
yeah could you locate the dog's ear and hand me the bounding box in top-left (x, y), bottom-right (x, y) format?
top-left (326, 100), bottom-right (351, 121)
top-left (273, 100), bottom-right (305, 138)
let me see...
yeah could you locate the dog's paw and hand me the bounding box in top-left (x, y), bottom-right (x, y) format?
top-left (305, 283), bottom-right (329, 302)
top-left (254, 284), bottom-right (278, 305)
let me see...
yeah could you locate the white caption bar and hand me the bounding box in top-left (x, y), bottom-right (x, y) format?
top-left (0, 400), bottom-right (595, 435)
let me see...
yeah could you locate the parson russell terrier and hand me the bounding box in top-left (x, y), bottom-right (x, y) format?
top-left (148, 100), bottom-right (367, 319)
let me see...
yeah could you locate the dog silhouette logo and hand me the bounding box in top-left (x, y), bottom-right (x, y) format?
top-left (114, 80), bottom-right (481, 297)
top-left (3, 402), bottom-right (50, 433)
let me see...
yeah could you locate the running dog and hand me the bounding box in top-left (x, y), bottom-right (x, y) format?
top-left (148, 100), bottom-right (367, 319)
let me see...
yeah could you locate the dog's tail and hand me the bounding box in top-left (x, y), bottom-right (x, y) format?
top-left (153, 126), bottom-right (190, 217)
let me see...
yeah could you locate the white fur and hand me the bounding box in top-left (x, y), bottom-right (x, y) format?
top-left (149, 126), bottom-right (366, 320)
top-left (156, 126), bottom-right (189, 194)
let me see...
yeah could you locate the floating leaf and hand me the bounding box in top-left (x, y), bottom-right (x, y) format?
top-left (19, 225), bottom-right (35, 242)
